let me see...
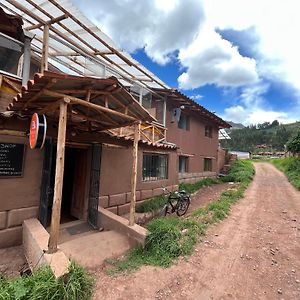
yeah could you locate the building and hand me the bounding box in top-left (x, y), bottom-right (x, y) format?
top-left (0, 1), bottom-right (230, 250)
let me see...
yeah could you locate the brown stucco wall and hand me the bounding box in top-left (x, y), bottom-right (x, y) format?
top-left (0, 134), bottom-right (44, 248)
top-left (99, 144), bottom-right (178, 215)
top-left (217, 147), bottom-right (227, 173)
top-left (165, 102), bottom-right (219, 177)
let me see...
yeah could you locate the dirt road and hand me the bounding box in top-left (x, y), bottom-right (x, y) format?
top-left (94, 163), bottom-right (300, 299)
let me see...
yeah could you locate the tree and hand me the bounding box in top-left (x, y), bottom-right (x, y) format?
top-left (287, 131), bottom-right (300, 155)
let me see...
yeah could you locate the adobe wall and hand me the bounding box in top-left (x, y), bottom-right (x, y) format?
top-left (99, 144), bottom-right (178, 215)
top-left (166, 103), bottom-right (219, 175)
top-left (217, 147), bottom-right (227, 173)
top-left (0, 134), bottom-right (44, 248)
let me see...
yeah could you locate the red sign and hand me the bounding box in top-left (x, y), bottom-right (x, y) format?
top-left (29, 113), bottom-right (47, 149)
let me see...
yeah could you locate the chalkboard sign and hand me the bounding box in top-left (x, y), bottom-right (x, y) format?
top-left (0, 143), bottom-right (25, 177)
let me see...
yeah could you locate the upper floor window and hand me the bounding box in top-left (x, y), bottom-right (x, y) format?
top-left (204, 158), bottom-right (213, 172)
top-left (179, 156), bottom-right (188, 173)
top-left (205, 125), bottom-right (213, 138)
top-left (143, 153), bottom-right (168, 181)
top-left (178, 114), bottom-right (189, 130)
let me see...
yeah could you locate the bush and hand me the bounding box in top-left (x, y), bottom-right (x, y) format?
top-left (221, 160), bottom-right (255, 184)
top-left (0, 262), bottom-right (94, 300)
top-left (271, 157), bottom-right (300, 190)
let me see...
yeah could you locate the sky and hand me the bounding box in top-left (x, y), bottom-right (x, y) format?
top-left (72, 0), bottom-right (300, 125)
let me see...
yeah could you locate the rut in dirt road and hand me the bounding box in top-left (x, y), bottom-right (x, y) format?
top-left (94, 163), bottom-right (300, 300)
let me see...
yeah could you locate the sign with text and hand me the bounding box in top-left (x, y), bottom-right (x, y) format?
top-left (0, 143), bottom-right (25, 177)
top-left (30, 113), bottom-right (47, 149)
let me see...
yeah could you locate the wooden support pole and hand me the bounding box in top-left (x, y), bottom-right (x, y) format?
top-left (41, 24), bottom-right (49, 74)
top-left (48, 99), bottom-right (68, 253)
top-left (129, 122), bottom-right (140, 226)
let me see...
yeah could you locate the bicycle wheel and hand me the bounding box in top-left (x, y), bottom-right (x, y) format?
top-left (164, 203), bottom-right (172, 216)
top-left (176, 197), bottom-right (190, 216)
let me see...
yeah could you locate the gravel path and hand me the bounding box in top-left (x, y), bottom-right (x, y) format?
top-left (93, 163), bottom-right (300, 299)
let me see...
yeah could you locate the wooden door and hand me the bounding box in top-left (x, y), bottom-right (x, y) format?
top-left (70, 149), bottom-right (88, 219)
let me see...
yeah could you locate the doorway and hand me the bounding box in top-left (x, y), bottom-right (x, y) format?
top-left (61, 147), bottom-right (88, 223)
top-left (39, 141), bottom-right (89, 227)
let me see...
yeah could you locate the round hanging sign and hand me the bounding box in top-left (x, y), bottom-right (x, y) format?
top-left (29, 113), bottom-right (47, 149)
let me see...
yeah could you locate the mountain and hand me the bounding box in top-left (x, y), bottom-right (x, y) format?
top-left (221, 121), bottom-right (300, 152)
top-left (227, 121), bottom-right (245, 130)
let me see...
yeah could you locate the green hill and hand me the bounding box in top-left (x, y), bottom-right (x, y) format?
top-left (221, 121), bottom-right (300, 152)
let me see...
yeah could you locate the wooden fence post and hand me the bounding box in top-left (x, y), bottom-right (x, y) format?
top-left (129, 122), bottom-right (140, 226)
top-left (48, 99), bottom-right (68, 253)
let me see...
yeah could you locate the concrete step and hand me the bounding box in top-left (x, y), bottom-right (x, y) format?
top-left (59, 230), bottom-right (131, 269)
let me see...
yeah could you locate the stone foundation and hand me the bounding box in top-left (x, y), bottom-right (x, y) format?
top-left (179, 172), bottom-right (217, 184)
top-left (100, 185), bottom-right (179, 216)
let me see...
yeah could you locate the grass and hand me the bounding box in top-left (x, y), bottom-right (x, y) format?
top-left (136, 177), bottom-right (219, 214)
top-left (0, 262), bottom-right (94, 300)
top-left (108, 160), bottom-right (255, 274)
top-left (271, 157), bottom-right (300, 190)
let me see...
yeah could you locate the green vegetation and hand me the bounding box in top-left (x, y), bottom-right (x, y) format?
top-left (108, 160), bottom-right (254, 274)
top-left (221, 121), bottom-right (300, 152)
top-left (136, 178), bottom-right (219, 213)
top-left (0, 262), bottom-right (94, 300)
top-left (286, 131), bottom-right (300, 155)
top-left (271, 157), bottom-right (300, 190)
top-left (179, 177), bottom-right (219, 194)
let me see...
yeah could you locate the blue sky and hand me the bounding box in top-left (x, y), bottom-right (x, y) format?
top-left (73, 0), bottom-right (300, 125)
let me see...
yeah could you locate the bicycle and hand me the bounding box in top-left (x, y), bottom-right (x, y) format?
top-left (162, 187), bottom-right (191, 217)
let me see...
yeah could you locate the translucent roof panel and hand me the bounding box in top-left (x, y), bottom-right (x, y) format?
top-left (0, 0), bottom-right (169, 91)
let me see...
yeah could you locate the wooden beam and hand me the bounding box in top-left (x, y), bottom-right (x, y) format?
top-left (129, 122), bottom-right (140, 226)
top-left (43, 89), bottom-right (137, 122)
top-left (41, 24), bottom-right (49, 74)
top-left (22, 79), bottom-right (56, 109)
top-left (25, 14), bottom-right (68, 30)
top-left (48, 99), bottom-right (68, 254)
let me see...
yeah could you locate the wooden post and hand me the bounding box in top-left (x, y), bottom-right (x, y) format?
top-left (48, 100), bottom-right (68, 253)
top-left (41, 24), bottom-right (49, 74)
top-left (129, 122), bottom-right (140, 226)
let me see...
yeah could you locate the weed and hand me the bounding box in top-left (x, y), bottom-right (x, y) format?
top-left (0, 262), bottom-right (94, 300)
top-left (271, 157), bottom-right (300, 190)
top-left (108, 160), bottom-right (255, 274)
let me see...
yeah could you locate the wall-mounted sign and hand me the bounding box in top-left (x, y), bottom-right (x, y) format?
top-left (0, 143), bottom-right (25, 177)
top-left (29, 113), bottom-right (47, 149)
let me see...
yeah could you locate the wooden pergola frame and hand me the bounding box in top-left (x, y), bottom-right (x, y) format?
top-left (1, 0), bottom-right (168, 92)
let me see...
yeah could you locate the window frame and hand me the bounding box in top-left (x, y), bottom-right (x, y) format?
top-left (205, 125), bottom-right (213, 138)
top-left (142, 153), bottom-right (168, 182)
top-left (178, 114), bottom-right (190, 130)
top-left (204, 158), bottom-right (213, 172)
top-left (178, 156), bottom-right (189, 173)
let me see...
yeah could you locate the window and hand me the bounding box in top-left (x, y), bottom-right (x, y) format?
top-left (143, 153), bottom-right (168, 181)
top-left (179, 156), bottom-right (188, 173)
top-left (205, 125), bottom-right (213, 138)
top-left (204, 158), bottom-right (213, 171)
top-left (178, 114), bottom-right (189, 130)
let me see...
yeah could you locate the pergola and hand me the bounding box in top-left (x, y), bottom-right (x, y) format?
top-left (8, 71), bottom-right (155, 253)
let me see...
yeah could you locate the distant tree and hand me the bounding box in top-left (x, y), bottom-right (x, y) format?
top-left (271, 120), bottom-right (279, 127)
top-left (287, 131), bottom-right (300, 155)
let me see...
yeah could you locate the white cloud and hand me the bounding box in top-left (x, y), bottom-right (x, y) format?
top-left (222, 83), bottom-right (298, 124)
top-left (73, 0), bottom-right (204, 65)
top-left (178, 28), bottom-right (258, 89)
top-left (190, 94), bottom-right (204, 100)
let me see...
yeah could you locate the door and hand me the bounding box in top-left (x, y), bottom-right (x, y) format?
top-left (71, 149), bottom-right (88, 219)
top-left (39, 138), bottom-right (54, 227)
top-left (88, 144), bottom-right (102, 228)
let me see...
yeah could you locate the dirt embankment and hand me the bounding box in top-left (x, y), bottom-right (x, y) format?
top-left (94, 163), bottom-right (300, 300)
